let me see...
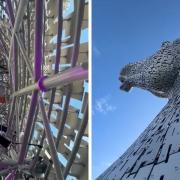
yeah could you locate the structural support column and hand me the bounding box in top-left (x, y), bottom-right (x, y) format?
top-left (45, 1), bottom-right (86, 178)
top-left (18, 0), bottom-right (43, 164)
top-left (63, 103), bottom-right (88, 178)
top-left (39, 97), bottom-right (64, 180)
top-left (55, 0), bottom-right (85, 150)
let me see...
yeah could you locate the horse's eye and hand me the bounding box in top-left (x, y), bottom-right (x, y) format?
top-left (119, 75), bottom-right (126, 82)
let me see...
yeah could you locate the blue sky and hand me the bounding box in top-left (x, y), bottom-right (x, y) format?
top-left (92, 0), bottom-right (180, 179)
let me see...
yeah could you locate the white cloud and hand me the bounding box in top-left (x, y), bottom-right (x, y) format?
top-left (95, 95), bottom-right (116, 114)
top-left (102, 162), bottom-right (111, 167)
top-left (93, 44), bottom-right (101, 57)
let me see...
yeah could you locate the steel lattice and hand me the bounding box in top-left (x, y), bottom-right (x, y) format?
top-left (0, 0), bottom-right (88, 179)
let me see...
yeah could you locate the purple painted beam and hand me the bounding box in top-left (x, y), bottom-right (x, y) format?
top-left (47, 0), bottom-right (63, 119)
top-left (49, 0), bottom-right (63, 97)
top-left (5, 0), bottom-right (15, 26)
top-left (44, 1), bottom-right (85, 178)
top-left (5, 170), bottom-right (16, 180)
top-left (71, 0), bottom-right (85, 67)
top-left (54, 0), bottom-right (63, 74)
top-left (18, 0), bottom-right (43, 164)
top-left (34, 0), bottom-right (43, 82)
top-left (55, 0), bottom-right (85, 149)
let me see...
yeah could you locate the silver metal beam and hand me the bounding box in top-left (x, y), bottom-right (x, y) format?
top-left (13, 66), bottom-right (88, 97)
top-left (63, 103), bottom-right (88, 178)
top-left (39, 96), bottom-right (64, 180)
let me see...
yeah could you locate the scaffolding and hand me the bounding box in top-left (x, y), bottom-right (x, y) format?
top-left (0, 0), bottom-right (88, 179)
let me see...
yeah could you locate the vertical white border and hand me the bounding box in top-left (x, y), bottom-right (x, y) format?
top-left (88, 0), bottom-right (92, 179)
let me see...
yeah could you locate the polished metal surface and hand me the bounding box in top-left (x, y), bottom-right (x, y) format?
top-left (98, 39), bottom-right (180, 180)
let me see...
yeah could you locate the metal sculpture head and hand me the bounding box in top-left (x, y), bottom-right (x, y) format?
top-left (119, 39), bottom-right (180, 98)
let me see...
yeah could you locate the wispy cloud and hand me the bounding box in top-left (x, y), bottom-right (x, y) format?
top-left (102, 162), bottom-right (111, 168)
top-left (95, 95), bottom-right (116, 114)
top-left (93, 44), bottom-right (101, 57)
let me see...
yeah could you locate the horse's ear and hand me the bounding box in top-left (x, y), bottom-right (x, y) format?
top-left (161, 41), bottom-right (171, 47)
top-left (173, 39), bottom-right (180, 45)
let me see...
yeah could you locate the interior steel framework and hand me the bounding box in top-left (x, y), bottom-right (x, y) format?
top-left (0, 0), bottom-right (88, 179)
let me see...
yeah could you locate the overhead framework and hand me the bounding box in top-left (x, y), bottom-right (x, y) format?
top-left (0, 0), bottom-right (88, 179)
